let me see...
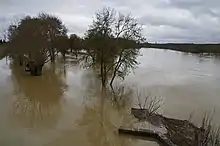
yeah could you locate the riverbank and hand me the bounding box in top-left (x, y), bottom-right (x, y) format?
top-left (119, 108), bottom-right (219, 146)
top-left (141, 43), bottom-right (220, 54)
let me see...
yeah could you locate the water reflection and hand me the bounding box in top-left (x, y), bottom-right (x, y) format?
top-left (0, 48), bottom-right (219, 145)
top-left (10, 62), bottom-right (68, 128)
top-left (76, 91), bottom-right (136, 146)
top-left (44, 87), bottom-right (156, 146)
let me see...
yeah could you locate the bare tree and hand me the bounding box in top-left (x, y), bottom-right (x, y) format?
top-left (38, 13), bottom-right (67, 63)
top-left (84, 7), bottom-right (145, 89)
top-left (109, 13), bottom-right (145, 88)
top-left (135, 87), bottom-right (163, 116)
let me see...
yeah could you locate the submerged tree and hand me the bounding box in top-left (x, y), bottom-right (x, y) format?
top-left (84, 7), bottom-right (145, 89)
top-left (69, 34), bottom-right (83, 58)
top-left (38, 13), bottom-right (67, 63)
top-left (6, 13), bottom-right (67, 76)
top-left (54, 35), bottom-right (69, 60)
top-left (8, 16), bottom-right (48, 72)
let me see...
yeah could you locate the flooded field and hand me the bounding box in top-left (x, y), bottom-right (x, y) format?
top-left (0, 48), bottom-right (219, 145)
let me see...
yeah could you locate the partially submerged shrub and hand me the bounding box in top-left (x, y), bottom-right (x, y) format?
top-left (135, 86), bottom-right (163, 116)
top-left (193, 112), bottom-right (220, 146)
top-left (108, 84), bottom-right (133, 109)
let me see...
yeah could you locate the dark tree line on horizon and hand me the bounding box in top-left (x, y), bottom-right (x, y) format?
top-left (141, 42), bottom-right (220, 54)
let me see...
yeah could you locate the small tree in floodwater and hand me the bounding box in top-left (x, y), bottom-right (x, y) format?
top-left (84, 7), bottom-right (145, 89)
top-left (38, 13), bottom-right (67, 63)
top-left (69, 34), bottom-right (83, 58)
top-left (54, 35), bottom-right (69, 60)
top-left (6, 13), bottom-right (67, 76)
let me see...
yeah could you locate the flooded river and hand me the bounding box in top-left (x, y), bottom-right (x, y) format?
top-left (125, 49), bottom-right (220, 125)
top-left (0, 48), bottom-right (219, 146)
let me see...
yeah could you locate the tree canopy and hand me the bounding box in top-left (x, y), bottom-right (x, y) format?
top-left (7, 14), bottom-right (67, 64)
top-left (84, 7), bottom-right (145, 88)
top-left (69, 34), bottom-right (83, 57)
top-left (5, 8), bottom-right (144, 80)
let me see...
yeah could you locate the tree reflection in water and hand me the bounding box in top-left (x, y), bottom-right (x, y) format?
top-left (76, 88), bottom-right (138, 146)
top-left (10, 62), bottom-right (68, 128)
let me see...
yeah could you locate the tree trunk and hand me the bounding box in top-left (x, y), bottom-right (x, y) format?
top-left (75, 51), bottom-right (78, 58)
top-left (100, 48), bottom-right (107, 89)
top-left (50, 49), bottom-right (55, 63)
top-left (19, 60), bottom-right (23, 66)
top-left (101, 59), bottom-right (105, 88)
top-left (110, 62), bottom-right (121, 88)
top-left (27, 61), bottom-right (43, 76)
top-left (110, 51), bottom-right (123, 88)
top-left (18, 56), bottom-right (23, 66)
top-left (30, 65), bottom-right (43, 76)
top-left (63, 52), bottom-right (66, 60)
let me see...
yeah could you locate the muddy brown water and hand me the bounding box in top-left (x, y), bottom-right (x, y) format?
top-left (0, 48), bottom-right (219, 146)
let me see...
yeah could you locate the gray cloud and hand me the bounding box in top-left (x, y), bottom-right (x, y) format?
top-left (0, 0), bottom-right (220, 43)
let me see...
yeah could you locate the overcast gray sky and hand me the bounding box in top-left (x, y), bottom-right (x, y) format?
top-left (0, 0), bottom-right (220, 43)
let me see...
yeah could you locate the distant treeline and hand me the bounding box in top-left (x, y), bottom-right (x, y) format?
top-left (141, 43), bottom-right (220, 54)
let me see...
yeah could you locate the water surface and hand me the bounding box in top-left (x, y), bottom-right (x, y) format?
top-left (125, 48), bottom-right (220, 124)
top-left (0, 48), bottom-right (220, 145)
